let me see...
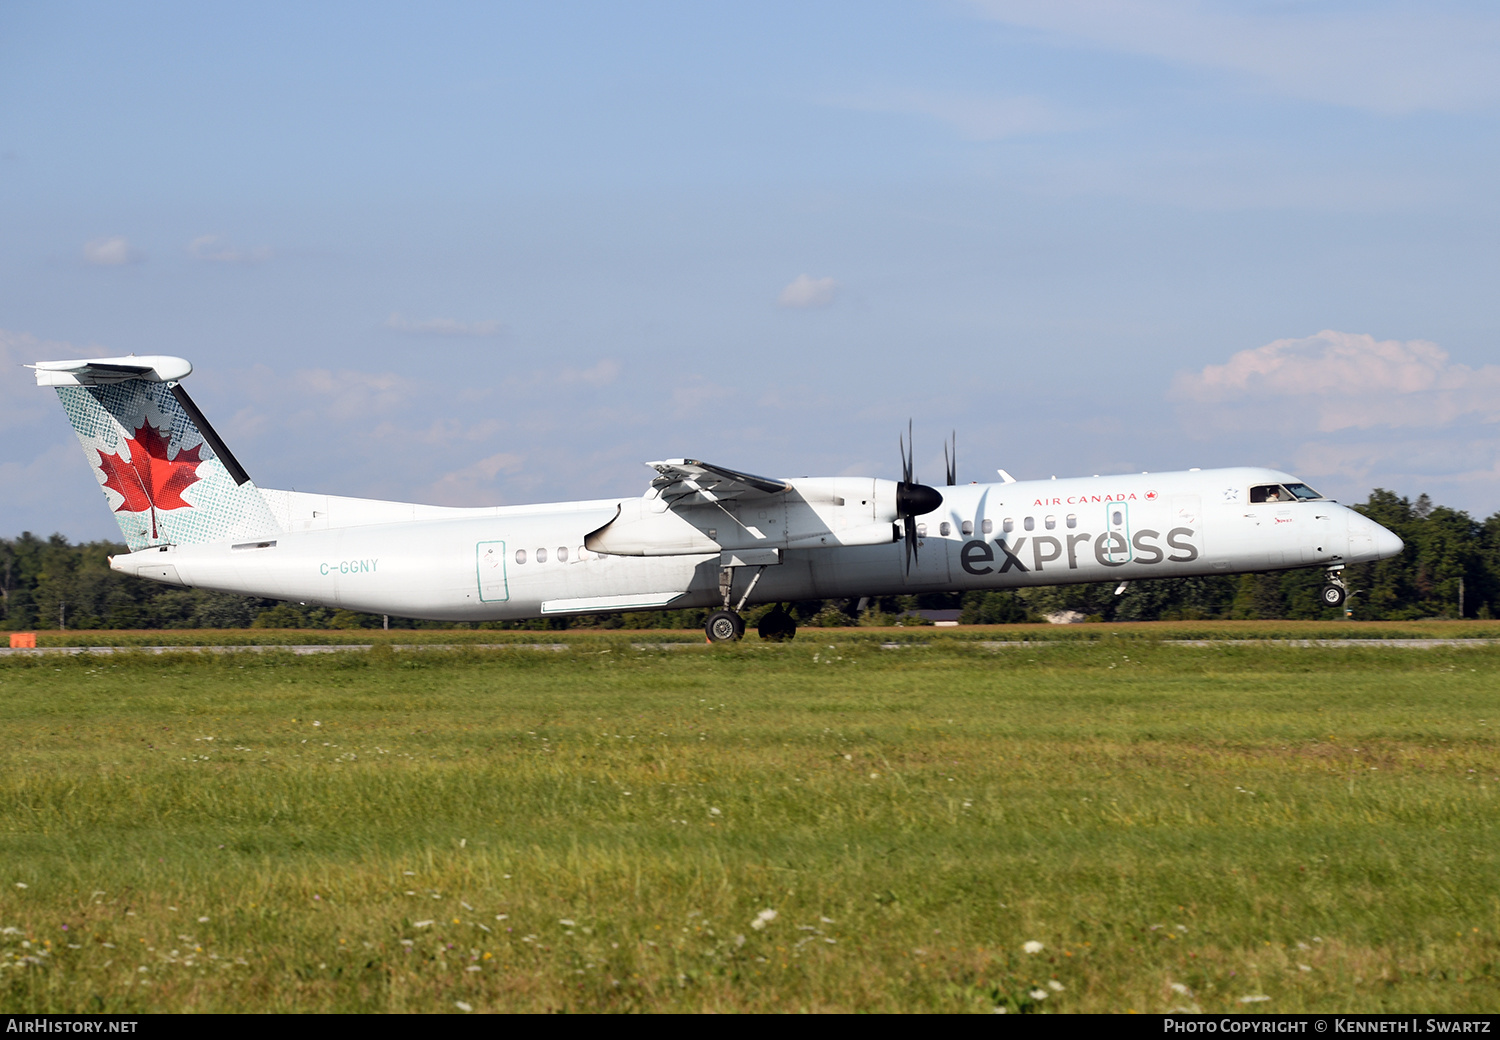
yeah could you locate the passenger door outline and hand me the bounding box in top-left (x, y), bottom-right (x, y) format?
top-left (1102, 503), bottom-right (1132, 564)
top-left (476, 540), bottom-right (509, 602)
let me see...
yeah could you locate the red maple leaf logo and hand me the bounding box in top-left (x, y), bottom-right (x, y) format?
top-left (96, 422), bottom-right (203, 539)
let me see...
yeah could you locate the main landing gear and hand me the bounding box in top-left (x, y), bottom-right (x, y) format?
top-left (757, 603), bottom-right (797, 642)
top-left (704, 564), bottom-right (797, 643)
top-left (705, 610), bottom-right (745, 642)
top-left (705, 604), bottom-right (799, 643)
top-left (1321, 566), bottom-right (1348, 609)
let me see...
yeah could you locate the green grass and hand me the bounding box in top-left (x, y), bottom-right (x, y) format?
top-left (2, 637), bottom-right (1497, 1012)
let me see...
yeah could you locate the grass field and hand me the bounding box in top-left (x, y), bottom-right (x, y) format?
top-left (2, 631), bottom-right (1497, 1013)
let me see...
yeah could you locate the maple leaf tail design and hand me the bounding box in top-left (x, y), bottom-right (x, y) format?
top-left (47, 366), bottom-right (282, 552)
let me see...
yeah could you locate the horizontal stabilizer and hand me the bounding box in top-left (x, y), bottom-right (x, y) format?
top-left (32, 355), bottom-right (192, 386)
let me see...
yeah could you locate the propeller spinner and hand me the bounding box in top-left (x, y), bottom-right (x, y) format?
top-left (897, 421), bottom-right (944, 573)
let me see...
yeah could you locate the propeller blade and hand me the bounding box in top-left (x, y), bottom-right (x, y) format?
top-left (900, 419), bottom-right (914, 486)
top-left (895, 420), bottom-right (943, 573)
top-left (944, 430), bottom-right (957, 486)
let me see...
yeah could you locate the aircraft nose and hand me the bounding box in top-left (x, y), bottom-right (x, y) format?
top-left (1344, 511), bottom-right (1403, 563)
top-left (1373, 523), bottom-right (1404, 561)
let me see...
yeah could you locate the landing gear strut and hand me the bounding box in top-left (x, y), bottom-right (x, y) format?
top-left (706, 564), bottom-right (774, 643)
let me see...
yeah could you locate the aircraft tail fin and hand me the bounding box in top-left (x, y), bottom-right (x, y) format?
top-left (34, 356), bottom-right (282, 551)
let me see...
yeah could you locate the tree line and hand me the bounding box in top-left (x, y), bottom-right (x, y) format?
top-left (2, 489), bottom-right (1493, 631)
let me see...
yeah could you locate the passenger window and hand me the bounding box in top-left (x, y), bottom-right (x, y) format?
top-left (1066, 514), bottom-right (1077, 529)
top-left (940, 522), bottom-right (951, 536)
top-left (1024, 517), bottom-right (1035, 531)
top-left (917, 523), bottom-right (927, 538)
top-left (536, 547), bottom-right (548, 563)
top-left (577, 546), bottom-right (587, 560)
top-left (982, 519), bottom-right (993, 535)
top-left (961, 520), bottom-right (973, 536)
top-left (1112, 510), bottom-right (1123, 526)
top-left (1044, 516), bottom-right (1056, 530)
top-left (557, 546), bottom-right (568, 562)
top-left (514, 549), bottom-right (526, 564)
top-left (1003, 518), bottom-right (1014, 533)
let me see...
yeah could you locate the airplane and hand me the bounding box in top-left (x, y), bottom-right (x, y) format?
top-left (31, 354), bottom-right (1405, 641)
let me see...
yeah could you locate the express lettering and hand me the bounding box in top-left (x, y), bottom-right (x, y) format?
top-left (961, 529), bottom-right (1197, 576)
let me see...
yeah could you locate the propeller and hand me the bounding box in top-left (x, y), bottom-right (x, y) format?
top-left (943, 430), bottom-right (957, 486)
top-left (896, 420), bottom-right (944, 573)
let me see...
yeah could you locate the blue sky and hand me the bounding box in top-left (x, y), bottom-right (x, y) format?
top-left (4, 1), bottom-right (1499, 540)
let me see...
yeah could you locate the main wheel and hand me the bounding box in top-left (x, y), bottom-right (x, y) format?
top-left (757, 604), bottom-right (798, 642)
top-left (705, 609), bottom-right (745, 643)
top-left (1320, 584), bottom-right (1346, 608)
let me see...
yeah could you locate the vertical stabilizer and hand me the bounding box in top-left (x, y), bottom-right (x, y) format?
top-left (35, 356), bottom-right (281, 550)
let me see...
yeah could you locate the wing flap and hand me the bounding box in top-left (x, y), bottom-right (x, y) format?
top-left (646, 458), bottom-right (789, 506)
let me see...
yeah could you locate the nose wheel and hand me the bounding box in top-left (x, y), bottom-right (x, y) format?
top-left (1321, 567), bottom-right (1348, 609)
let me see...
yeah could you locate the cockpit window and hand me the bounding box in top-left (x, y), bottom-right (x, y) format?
top-left (1251, 483), bottom-right (1322, 503)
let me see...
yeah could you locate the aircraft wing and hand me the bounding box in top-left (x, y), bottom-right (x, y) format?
top-left (645, 459), bottom-right (790, 506)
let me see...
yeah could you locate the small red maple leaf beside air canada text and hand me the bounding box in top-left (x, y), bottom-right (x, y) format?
top-left (96, 421), bottom-right (204, 539)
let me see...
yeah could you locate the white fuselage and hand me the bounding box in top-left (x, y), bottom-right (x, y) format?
top-left (109, 466), bottom-right (1402, 621)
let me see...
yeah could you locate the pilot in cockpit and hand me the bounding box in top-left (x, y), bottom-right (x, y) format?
top-left (1250, 482), bottom-right (1323, 504)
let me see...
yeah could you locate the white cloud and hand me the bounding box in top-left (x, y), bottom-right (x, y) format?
top-left (1173, 330), bottom-right (1500, 432)
top-left (0, 441), bottom-right (103, 525)
top-left (1284, 434), bottom-right (1500, 511)
top-left (968, 1), bottom-right (1500, 114)
top-left (829, 89), bottom-right (1078, 141)
top-left (777, 274), bottom-right (838, 309)
top-left (0, 328), bottom-right (103, 431)
top-left (82, 236), bottom-right (140, 266)
top-left (559, 359), bottom-right (621, 388)
top-left (671, 378), bottom-right (733, 420)
top-left (424, 451), bottom-right (525, 506)
top-left (385, 312), bottom-right (506, 338)
top-left (294, 367), bottom-right (409, 422)
top-left (187, 235), bottom-right (272, 264)
top-left (1013, 143), bottom-right (1438, 213)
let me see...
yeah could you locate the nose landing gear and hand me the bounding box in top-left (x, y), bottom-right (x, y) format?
top-left (1321, 567), bottom-right (1348, 609)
